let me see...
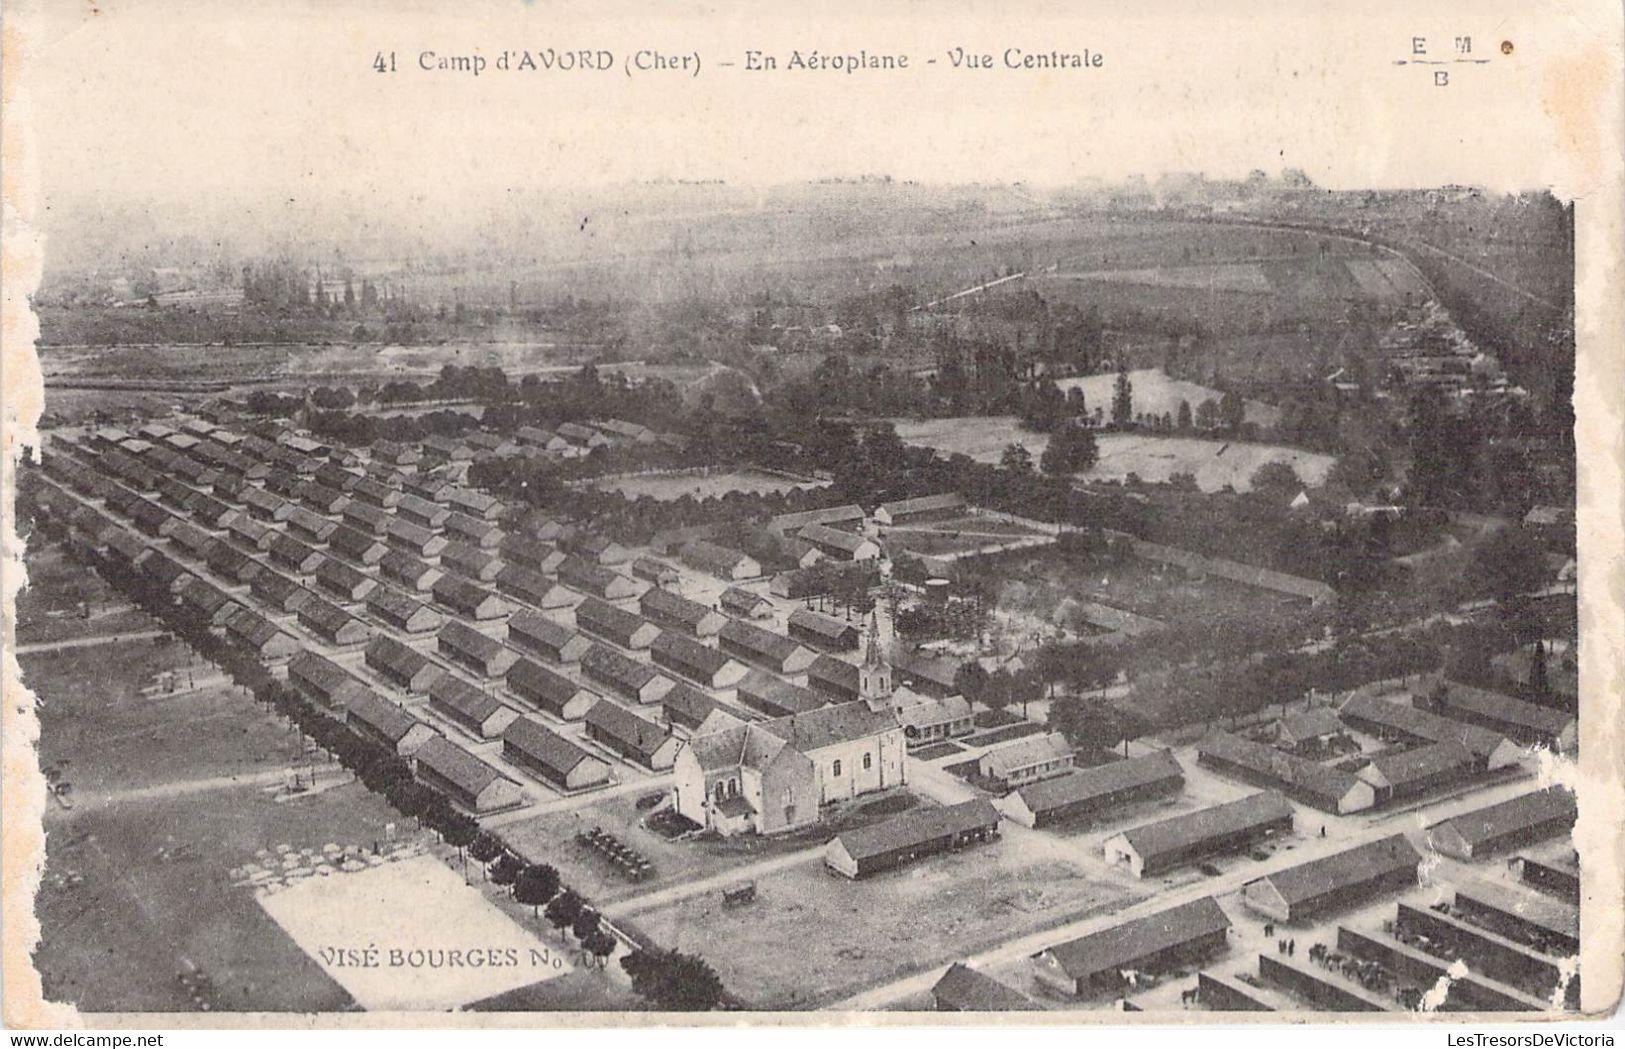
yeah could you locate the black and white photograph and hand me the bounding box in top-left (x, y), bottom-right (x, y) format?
top-left (2, 0), bottom-right (1620, 1030)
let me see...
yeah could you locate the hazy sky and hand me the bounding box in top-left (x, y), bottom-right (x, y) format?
top-left (13, 0), bottom-right (1612, 248)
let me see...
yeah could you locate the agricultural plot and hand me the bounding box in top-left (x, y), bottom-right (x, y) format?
top-left (891, 416), bottom-right (1335, 492)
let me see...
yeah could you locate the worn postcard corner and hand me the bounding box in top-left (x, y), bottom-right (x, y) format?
top-left (1, 0), bottom-right (1622, 1029)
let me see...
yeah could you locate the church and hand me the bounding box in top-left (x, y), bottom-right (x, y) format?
top-left (672, 616), bottom-right (909, 836)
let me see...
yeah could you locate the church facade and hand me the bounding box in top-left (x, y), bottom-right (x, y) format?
top-left (672, 616), bottom-right (909, 836)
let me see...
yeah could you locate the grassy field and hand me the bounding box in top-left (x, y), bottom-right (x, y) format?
top-left (992, 548), bottom-right (1306, 637)
top-left (1053, 368), bottom-right (1280, 428)
top-left (25, 636), bottom-right (301, 798)
top-left (892, 416), bottom-right (1335, 492)
top-left (632, 829), bottom-right (1143, 1009)
top-left (36, 782), bottom-right (415, 1013)
top-left (14, 546), bottom-right (152, 645)
top-left (591, 468), bottom-right (830, 502)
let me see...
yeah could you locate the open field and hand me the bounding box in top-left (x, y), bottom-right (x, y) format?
top-left (892, 416), bottom-right (1336, 492)
top-left (259, 853), bottom-right (569, 1011)
top-left (24, 635), bottom-right (303, 798)
top-left (1054, 368), bottom-right (1280, 428)
top-left (590, 468), bottom-right (830, 502)
top-left (13, 546), bottom-right (152, 645)
top-left (36, 781), bottom-right (415, 1013)
top-left (633, 828), bottom-right (1143, 1009)
top-left (991, 548), bottom-right (1311, 636)
top-left (500, 788), bottom-right (925, 908)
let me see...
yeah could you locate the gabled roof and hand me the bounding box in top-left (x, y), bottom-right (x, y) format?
top-left (299, 595), bottom-right (366, 636)
top-left (681, 538), bottom-right (756, 574)
top-left (981, 732), bottom-right (1072, 777)
top-left (508, 609), bottom-right (584, 652)
top-left (347, 690), bottom-right (432, 745)
top-left (719, 586), bottom-right (772, 614)
top-left (503, 717), bottom-right (597, 774)
top-left (1247, 835), bottom-right (1420, 907)
top-left (736, 670), bottom-right (825, 716)
top-left (640, 586), bottom-right (716, 627)
top-left (877, 492), bottom-right (964, 518)
top-left (429, 672), bottom-right (510, 723)
top-left (833, 799), bottom-right (1000, 862)
top-left (507, 658), bottom-right (591, 704)
top-left (365, 634), bottom-right (440, 682)
top-left (415, 736), bottom-right (514, 796)
top-left (1011, 751), bottom-right (1185, 814)
top-left (580, 643), bottom-right (664, 689)
top-left (1277, 707), bottom-right (1344, 740)
top-left (1432, 681), bottom-right (1577, 738)
top-left (1113, 792), bottom-right (1292, 861)
top-left (1339, 693), bottom-right (1512, 761)
top-left (898, 694), bottom-right (974, 730)
top-left (720, 619), bottom-right (809, 665)
top-left (1197, 729), bottom-right (1365, 807)
top-left (379, 548), bottom-right (437, 582)
top-left (931, 963), bottom-right (1041, 1011)
top-left (799, 523), bottom-right (875, 554)
top-left (288, 650), bottom-right (372, 703)
top-left (759, 699), bottom-right (898, 752)
top-left (1428, 787), bottom-right (1577, 851)
top-left (1362, 740), bottom-right (1475, 787)
top-left (574, 596), bottom-right (651, 643)
top-left (769, 504), bottom-right (867, 534)
top-left (329, 524), bottom-right (386, 559)
top-left (438, 619), bottom-right (511, 664)
top-left (1044, 897), bottom-right (1230, 980)
top-left (652, 631), bottom-right (737, 678)
top-left (584, 700), bottom-right (671, 758)
top-left (788, 608), bottom-right (861, 640)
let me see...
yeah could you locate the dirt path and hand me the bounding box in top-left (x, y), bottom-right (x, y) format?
top-left (602, 844), bottom-right (825, 919)
top-left (56, 767), bottom-right (323, 813)
top-left (15, 629), bottom-right (168, 655)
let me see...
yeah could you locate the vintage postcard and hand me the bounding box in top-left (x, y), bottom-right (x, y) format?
top-left (2, 0), bottom-right (1621, 1028)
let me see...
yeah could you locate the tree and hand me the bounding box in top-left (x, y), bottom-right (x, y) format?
top-left (572, 907), bottom-right (601, 942)
top-left (1040, 422), bottom-right (1100, 475)
top-left (514, 864), bottom-right (562, 917)
top-left (1465, 525), bottom-right (1547, 607)
top-left (440, 811), bottom-right (478, 872)
top-left (1193, 398), bottom-right (1220, 430)
top-left (468, 832), bottom-right (503, 878)
top-left (1219, 390), bottom-right (1246, 431)
top-left (1250, 461), bottom-right (1302, 498)
top-left (954, 661), bottom-right (991, 706)
top-left (620, 948), bottom-right (726, 1011)
top-left (545, 889), bottom-right (584, 931)
top-left (582, 928), bottom-right (619, 963)
top-left (1111, 366), bottom-right (1134, 427)
top-left (1000, 442), bottom-right (1034, 475)
top-left (491, 852), bottom-right (524, 887)
top-left (1176, 399), bottom-right (1193, 432)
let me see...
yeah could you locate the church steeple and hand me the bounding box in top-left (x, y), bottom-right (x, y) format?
top-left (859, 611), bottom-right (892, 707)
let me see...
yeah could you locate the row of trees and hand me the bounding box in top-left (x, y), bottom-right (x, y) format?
top-left (60, 534), bottom-right (729, 1011)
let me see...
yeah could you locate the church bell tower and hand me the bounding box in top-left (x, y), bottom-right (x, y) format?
top-left (859, 611), bottom-right (893, 709)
